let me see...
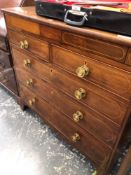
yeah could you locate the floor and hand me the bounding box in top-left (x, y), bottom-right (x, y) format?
top-left (0, 86), bottom-right (127, 175)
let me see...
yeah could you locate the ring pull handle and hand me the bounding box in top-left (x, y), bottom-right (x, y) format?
top-left (28, 98), bottom-right (36, 106)
top-left (24, 59), bottom-right (31, 68)
top-left (20, 41), bottom-right (24, 49)
top-left (74, 88), bottom-right (86, 100)
top-left (73, 111), bottom-right (83, 123)
top-left (20, 40), bottom-right (29, 49)
top-left (23, 40), bottom-right (29, 49)
top-left (71, 133), bottom-right (80, 142)
top-left (92, 171), bottom-right (97, 175)
top-left (26, 79), bottom-right (33, 86)
top-left (76, 65), bottom-right (89, 78)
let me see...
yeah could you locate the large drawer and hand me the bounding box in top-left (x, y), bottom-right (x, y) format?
top-left (16, 68), bottom-right (119, 148)
top-left (12, 48), bottom-right (128, 125)
top-left (19, 84), bottom-right (112, 166)
top-left (62, 32), bottom-right (128, 62)
top-left (0, 50), bottom-right (11, 70)
top-left (52, 45), bottom-right (131, 100)
top-left (8, 30), bottom-right (49, 62)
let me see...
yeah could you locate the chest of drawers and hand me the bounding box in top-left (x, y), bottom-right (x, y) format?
top-left (3, 7), bottom-right (131, 175)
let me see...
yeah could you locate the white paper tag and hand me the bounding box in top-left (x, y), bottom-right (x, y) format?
top-left (117, 35), bottom-right (131, 40)
top-left (72, 5), bottom-right (81, 11)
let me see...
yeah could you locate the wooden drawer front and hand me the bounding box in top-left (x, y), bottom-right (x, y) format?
top-left (8, 30), bottom-right (49, 61)
top-left (16, 68), bottom-right (119, 147)
top-left (5, 15), bottom-right (40, 35)
top-left (12, 48), bottom-right (128, 125)
top-left (47, 68), bottom-right (127, 126)
top-left (5, 15), bottom-right (61, 42)
top-left (19, 84), bottom-right (112, 166)
top-left (52, 46), bottom-right (131, 99)
top-left (0, 68), bottom-right (18, 94)
top-left (40, 25), bottom-right (61, 42)
top-left (12, 47), bottom-right (50, 77)
top-left (0, 50), bottom-right (11, 70)
top-left (62, 32), bottom-right (127, 62)
top-left (0, 36), bottom-right (8, 51)
top-left (126, 48), bottom-right (131, 66)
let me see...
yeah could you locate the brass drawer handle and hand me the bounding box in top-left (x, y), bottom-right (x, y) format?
top-left (73, 111), bottom-right (83, 123)
top-left (92, 171), bottom-right (97, 175)
top-left (74, 88), bottom-right (86, 100)
top-left (71, 133), bottom-right (80, 142)
top-left (20, 40), bottom-right (29, 49)
top-left (24, 59), bottom-right (31, 68)
top-left (76, 65), bottom-right (89, 78)
top-left (24, 40), bottom-right (29, 49)
top-left (28, 98), bottom-right (35, 106)
top-left (20, 41), bottom-right (24, 49)
top-left (26, 79), bottom-right (33, 86)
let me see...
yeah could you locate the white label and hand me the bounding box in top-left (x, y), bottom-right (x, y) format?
top-left (117, 35), bottom-right (131, 40)
top-left (72, 5), bottom-right (81, 11)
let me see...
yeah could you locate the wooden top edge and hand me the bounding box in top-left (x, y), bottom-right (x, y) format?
top-left (2, 6), bottom-right (131, 47)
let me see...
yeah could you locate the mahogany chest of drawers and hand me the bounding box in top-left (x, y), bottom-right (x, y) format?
top-left (3, 7), bottom-right (131, 175)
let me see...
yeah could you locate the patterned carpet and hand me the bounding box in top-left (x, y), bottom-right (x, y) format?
top-left (0, 86), bottom-right (127, 175)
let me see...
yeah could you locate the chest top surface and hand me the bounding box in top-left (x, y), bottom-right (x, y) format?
top-left (2, 6), bottom-right (131, 47)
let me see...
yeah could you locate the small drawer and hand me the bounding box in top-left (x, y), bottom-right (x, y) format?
top-left (9, 30), bottom-right (49, 62)
top-left (0, 68), bottom-right (18, 95)
top-left (40, 24), bottom-right (61, 42)
top-left (0, 50), bottom-right (11, 70)
top-left (5, 15), bottom-right (40, 35)
top-left (62, 32), bottom-right (128, 62)
top-left (12, 48), bottom-right (128, 125)
top-left (19, 84), bottom-right (112, 166)
top-left (52, 45), bottom-right (131, 100)
top-left (5, 14), bottom-right (62, 43)
top-left (16, 69), bottom-right (119, 148)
